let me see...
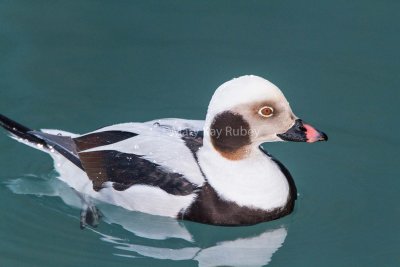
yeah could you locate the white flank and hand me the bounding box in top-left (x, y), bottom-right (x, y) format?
top-left (12, 128), bottom-right (196, 218)
top-left (96, 184), bottom-right (196, 218)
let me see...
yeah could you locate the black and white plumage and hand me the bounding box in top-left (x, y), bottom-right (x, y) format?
top-left (0, 75), bottom-right (327, 226)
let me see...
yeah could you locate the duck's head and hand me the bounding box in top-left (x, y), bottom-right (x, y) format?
top-left (204, 75), bottom-right (328, 160)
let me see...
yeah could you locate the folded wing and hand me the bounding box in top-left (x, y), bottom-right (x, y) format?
top-left (75, 119), bottom-right (206, 196)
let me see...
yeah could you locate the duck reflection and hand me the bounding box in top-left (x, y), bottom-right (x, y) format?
top-left (95, 204), bottom-right (287, 266)
top-left (7, 174), bottom-right (288, 267)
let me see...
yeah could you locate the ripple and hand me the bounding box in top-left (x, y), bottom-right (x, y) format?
top-left (2, 172), bottom-right (288, 266)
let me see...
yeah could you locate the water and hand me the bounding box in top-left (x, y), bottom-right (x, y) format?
top-left (0, 1), bottom-right (399, 266)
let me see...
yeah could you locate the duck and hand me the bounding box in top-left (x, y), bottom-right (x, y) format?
top-left (0, 75), bottom-right (327, 226)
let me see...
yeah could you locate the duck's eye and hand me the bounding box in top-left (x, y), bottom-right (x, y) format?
top-left (258, 106), bottom-right (274, 118)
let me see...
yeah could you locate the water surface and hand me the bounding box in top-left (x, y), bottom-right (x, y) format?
top-left (0, 1), bottom-right (399, 266)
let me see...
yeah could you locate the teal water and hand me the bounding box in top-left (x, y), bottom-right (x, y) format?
top-left (1, 1), bottom-right (399, 266)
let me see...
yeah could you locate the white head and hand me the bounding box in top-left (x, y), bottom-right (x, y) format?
top-left (203, 75), bottom-right (327, 160)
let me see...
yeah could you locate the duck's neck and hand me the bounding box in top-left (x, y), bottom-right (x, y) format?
top-left (197, 142), bottom-right (291, 211)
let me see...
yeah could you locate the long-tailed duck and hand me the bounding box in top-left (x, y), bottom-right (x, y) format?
top-left (0, 75), bottom-right (327, 226)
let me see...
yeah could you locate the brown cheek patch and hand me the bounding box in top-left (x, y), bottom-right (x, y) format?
top-left (210, 111), bottom-right (251, 160)
top-left (218, 147), bottom-right (250, 160)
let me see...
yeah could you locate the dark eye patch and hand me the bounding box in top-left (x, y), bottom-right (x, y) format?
top-left (210, 111), bottom-right (251, 153)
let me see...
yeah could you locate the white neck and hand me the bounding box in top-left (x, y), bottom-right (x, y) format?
top-left (197, 143), bottom-right (290, 211)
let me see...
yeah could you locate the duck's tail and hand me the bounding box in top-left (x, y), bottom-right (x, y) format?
top-left (0, 114), bottom-right (48, 148)
top-left (1, 114), bottom-right (101, 229)
top-left (0, 114), bottom-right (83, 169)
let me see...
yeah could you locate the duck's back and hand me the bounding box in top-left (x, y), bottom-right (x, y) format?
top-left (1, 115), bottom-right (207, 218)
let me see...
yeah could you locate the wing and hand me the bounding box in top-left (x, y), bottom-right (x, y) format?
top-left (75, 119), bottom-right (206, 196)
top-left (146, 118), bottom-right (204, 156)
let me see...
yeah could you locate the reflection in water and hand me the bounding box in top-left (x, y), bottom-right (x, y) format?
top-left (92, 226), bottom-right (287, 267)
top-left (6, 173), bottom-right (288, 267)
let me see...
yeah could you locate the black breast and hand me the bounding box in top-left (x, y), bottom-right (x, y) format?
top-left (181, 145), bottom-right (297, 226)
top-left (181, 182), bottom-right (295, 226)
